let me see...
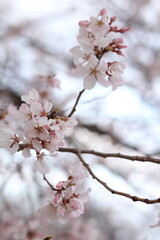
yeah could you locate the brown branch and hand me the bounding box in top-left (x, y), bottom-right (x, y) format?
top-left (43, 175), bottom-right (58, 191)
top-left (75, 152), bottom-right (160, 204)
top-left (67, 89), bottom-right (85, 117)
top-left (58, 147), bottom-right (160, 164)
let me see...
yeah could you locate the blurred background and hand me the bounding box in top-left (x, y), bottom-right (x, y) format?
top-left (0, 0), bottom-right (160, 239)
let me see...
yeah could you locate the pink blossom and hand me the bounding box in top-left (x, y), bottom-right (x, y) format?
top-left (77, 27), bottom-right (94, 54)
top-left (89, 16), bottom-right (110, 38)
top-left (6, 88), bottom-right (78, 173)
top-left (70, 8), bottom-right (129, 91)
top-left (53, 193), bottom-right (60, 203)
top-left (108, 61), bottom-right (126, 90)
top-left (21, 89), bottom-right (39, 104)
top-left (75, 55), bottom-right (108, 90)
top-left (24, 121), bottom-right (39, 139)
top-left (44, 137), bottom-right (64, 153)
top-left (110, 16), bottom-right (117, 23)
top-left (50, 117), bottom-right (77, 134)
top-left (32, 138), bottom-right (43, 152)
top-left (56, 181), bottom-right (65, 188)
top-left (33, 153), bottom-right (49, 174)
top-left (29, 101), bottom-right (42, 116)
top-left (40, 162), bottom-right (90, 223)
top-left (22, 147), bottom-right (31, 158)
top-left (79, 20), bottom-right (89, 27)
top-left (0, 130), bottom-right (20, 154)
top-left (38, 202), bottom-right (59, 221)
top-left (78, 188), bottom-right (91, 203)
top-left (119, 27), bottom-right (130, 33)
top-left (16, 103), bottom-right (32, 122)
top-left (70, 46), bottom-right (91, 65)
top-left (69, 162), bottom-right (88, 180)
top-left (67, 198), bottom-right (84, 218)
top-left (99, 8), bottom-right (107, 16)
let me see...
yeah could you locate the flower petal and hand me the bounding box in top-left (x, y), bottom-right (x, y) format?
top-left (83, 75), bottom-right (97, 90)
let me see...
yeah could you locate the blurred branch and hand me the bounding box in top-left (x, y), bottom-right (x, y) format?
top-left (78, 122), bottom-right (140, 152)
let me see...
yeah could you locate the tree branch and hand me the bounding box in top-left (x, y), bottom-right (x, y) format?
top-left (58, 147), bottom-right (160, 164)
top-left (43, 175), bottom-right (58, 191)
top-left (75, 152), bottom-right (160, 204)
top-left (67, 89), bottom-right (85, 117)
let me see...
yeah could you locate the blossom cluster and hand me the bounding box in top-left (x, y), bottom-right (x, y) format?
top-left (38, 162), bottom-right (90, 223)
top-left (0, 8), bottom-right (130, 228)
top-left (70, 8), bottom-right (129, 90)
top-left (0, 89), bottom-right (77, 174)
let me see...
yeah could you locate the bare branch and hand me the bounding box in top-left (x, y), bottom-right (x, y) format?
top-left (58, 147), bottom-right (160, 164)
top-left (43, 175), bottom-right (58, 191)
top-left (75, 152), bottom-right (160, 204)
top-left (67, 89), bottom-right (85, 117)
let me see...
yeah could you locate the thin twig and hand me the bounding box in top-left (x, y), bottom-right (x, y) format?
top-left (67, 89), bottom-right (85, 117)
top-left (43, 175), bottom-right (57, 191)
top-left (75, 152), bottom-right (160, 204)
top-left (58, 147), bottom-right (160, 164)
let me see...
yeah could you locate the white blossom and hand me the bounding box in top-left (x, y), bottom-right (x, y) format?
top-left (40, 162), bottom-right (90, 223)
top-left (75, 55), bottom-right (108, 89)
top-left (21, 89), bottom-right (39, 104)
top-left (70, 9), bottom-right (129, 91)
top-left (33, 153), bottom-right (49, 174)
top-left (0, 130), bottom-right (20, 154)
top-left (108, 61), bottom-right (126, 90)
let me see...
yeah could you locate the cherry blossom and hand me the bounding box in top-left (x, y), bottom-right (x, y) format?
top-left (89, 15), bottom-right (110, 38)
top-left (0, 88), bottom-right (77, 175)
top-left (70, 9), bottom-right (129, 90)
top-left (108, 61), bottom-right (126, 90)
top-left (70, 46), bottom-right (91, 66)
top-left (33, 152), bottom-right (49, 174)
top-left (74, 55), bottom-right (108, 89)
top-left (21, 89), bottom-right (40, 104)
top-left (39, 163), bottom-right (90, 223)
top-left (0, 9), bottom-right (135, 234)
top-left (0, 130), bottom-right (21, 154)
top-left (69, 161), bottom-right (89, 181)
